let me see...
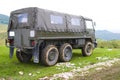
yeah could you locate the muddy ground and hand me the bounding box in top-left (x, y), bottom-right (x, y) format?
top-left (74, 62), bottom-right (120, 80)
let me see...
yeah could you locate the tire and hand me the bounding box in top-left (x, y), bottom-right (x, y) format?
top-left (82, 41), bottom-right (93, 56)
top-left (59, 43), bottom-right (72, 62)
top-left (41, 45), bottom-right (59, 66)
top-left (16, 49), bottom-right (32, 63)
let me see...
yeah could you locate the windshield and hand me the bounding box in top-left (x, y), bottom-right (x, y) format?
top-left (85, 20), bottom-right (93, 29)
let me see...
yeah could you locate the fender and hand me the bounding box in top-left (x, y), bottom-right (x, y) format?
top-left (32, 40), bottom-right (43, 63)
top-left (33, 43), bottom-right (39, 63)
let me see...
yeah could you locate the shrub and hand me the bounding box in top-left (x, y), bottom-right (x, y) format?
top-left (97, 39), bottom-right (120, 49)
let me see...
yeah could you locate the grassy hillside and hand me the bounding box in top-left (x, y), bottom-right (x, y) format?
top-left (0, 24), bottom-right (7, 45)
top-left (0, 47), bottom-right (120, 80)
top-left (97, 39), bottom-right (120, 49)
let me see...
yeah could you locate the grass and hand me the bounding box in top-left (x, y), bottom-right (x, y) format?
top-left (0, 46), bottom-right (120, 80)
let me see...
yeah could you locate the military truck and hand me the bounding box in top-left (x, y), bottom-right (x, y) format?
top-left (6, 7), bottom-right (97, 66)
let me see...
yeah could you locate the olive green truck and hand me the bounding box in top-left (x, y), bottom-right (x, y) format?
top-left (6, 7), bottom-right (97, 66)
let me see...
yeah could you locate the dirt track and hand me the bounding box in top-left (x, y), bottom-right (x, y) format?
top-left (74, 61), bottom-right (120, 80)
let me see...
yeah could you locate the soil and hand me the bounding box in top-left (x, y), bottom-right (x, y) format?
top-left (74, 62), bottom-right (120, 80)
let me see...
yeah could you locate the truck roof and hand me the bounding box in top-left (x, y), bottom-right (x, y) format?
top-left (11, 7), bottom-right (92, 20)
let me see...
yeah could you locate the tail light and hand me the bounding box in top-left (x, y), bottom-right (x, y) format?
top-left (8, 39), bottom-right (14, 44)
top-left (31, 40), bottom-right (36, 47)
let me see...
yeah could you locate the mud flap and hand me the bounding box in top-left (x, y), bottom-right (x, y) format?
top-left (9, 47), bottom-right (14, 58)
top-left (33, 44), bottom-right (39, 63)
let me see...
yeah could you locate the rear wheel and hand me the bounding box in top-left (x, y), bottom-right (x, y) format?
top-left (82, 41), bottom-right (93, 56)
top-left (41, 45), bottom-right (59, 66)
top-left (59, 43), bottom-right (72, 62)
top-left (16, 49), bottom-right (32, 63)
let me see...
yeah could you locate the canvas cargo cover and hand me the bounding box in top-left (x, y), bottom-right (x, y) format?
top-left (35, 7), bottom-right (85, 32)
top-left (9, 7), bottom-right (85, 32)
top-left (36, 8), bottom-right (66, 32)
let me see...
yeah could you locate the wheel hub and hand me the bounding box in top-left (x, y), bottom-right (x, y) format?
top-left (64, 47), bottom-right (72, 59)
top-left (48, 50), bottom-right (56, 61)
top-left (86, 44), bottom-right (92, 53)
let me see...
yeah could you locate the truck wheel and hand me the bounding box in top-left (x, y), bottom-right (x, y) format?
top-left (41, 45), bottom-right (59, 66)
top-left (82, 41), bottom-right (93, 56)
top-left (59, 43), bottom-right (72, 62)
top-left (16, 49), bottom-right (32, 63)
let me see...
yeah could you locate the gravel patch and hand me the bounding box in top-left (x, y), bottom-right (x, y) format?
top-left (0, 78), bottom-right (5, 80)
top-left (56, 62), bottom-right (75, 68)
top-left (18, 71), bottom-right (24, 76)
top-left (96, 57), bottom-right (110, 61)
top-left (95, 67), bottom-right (103, 71)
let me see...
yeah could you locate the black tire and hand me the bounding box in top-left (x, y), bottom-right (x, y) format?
top-left (41, 45), bottom-right (59, 66)
top-left (82, 41), bottom-right (93, 56)
top-left (16, 49), bottom-right (32, 63)
top-left (59, 43), bottom-right (72, 62)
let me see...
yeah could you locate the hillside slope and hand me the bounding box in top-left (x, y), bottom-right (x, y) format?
top-left (96, 30), bottom-right (120, 40)
top-left (0, 14), bottom-right (9, 24)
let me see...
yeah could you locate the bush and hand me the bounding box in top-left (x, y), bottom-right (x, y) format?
top-left (97, 39), bottom-right (120, 49)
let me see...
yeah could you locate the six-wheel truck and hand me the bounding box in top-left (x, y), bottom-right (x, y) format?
top-left (6, 7), bottom-right (97, 66)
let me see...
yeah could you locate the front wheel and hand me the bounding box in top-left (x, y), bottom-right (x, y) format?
top-left (82, 41), bottom-right (93, 56)
top-left (41, 45), bottom-right (59, 66)
top-left (16, 49), bottom-right (32, 63)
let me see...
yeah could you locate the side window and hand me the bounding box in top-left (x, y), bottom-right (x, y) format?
top-left (71, 18), bottom-right (80, 26)
top-left (85, 20), bottom-right (93, 29)
top-left (50, 15), bottom-right (63, 24)
top-left (18, 13), bottom-right (28, 23)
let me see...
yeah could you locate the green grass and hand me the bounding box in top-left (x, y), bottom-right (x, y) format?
top-left (0, 46), bottom-right (120, 80)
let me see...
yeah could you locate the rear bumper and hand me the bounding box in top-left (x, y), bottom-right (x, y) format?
top-left (5, 39), bottom-right (34, 49)
top-left (5, 39), bottom-right (15, 48)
